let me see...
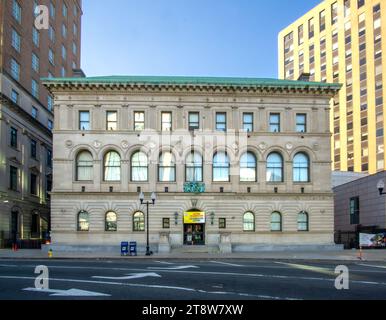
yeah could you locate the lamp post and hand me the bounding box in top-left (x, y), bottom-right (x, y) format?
top-left (139, 192), bottom-right (156, 256)
top-left (377, 180), bottom-right (386, 195)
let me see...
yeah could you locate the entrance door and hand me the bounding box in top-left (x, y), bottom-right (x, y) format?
top-left (184, 224), bottom-right (205, 245)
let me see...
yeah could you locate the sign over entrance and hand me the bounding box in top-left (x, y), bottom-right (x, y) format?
top-left (184, 211), bottom-right (206, 224)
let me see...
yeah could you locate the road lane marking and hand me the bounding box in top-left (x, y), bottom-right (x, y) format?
top-left (148, 265), bottom-right (199, 270)
top-left (0, 264), bottom-right (18, 268)
top-left (357, 263), bottom-right (386, 269)
top-left (154, 261), bottom-right (174, 265)
top-left (274, 262), bottom-right (336, 276)
top-left (23, 287), bottom-right (110, 297)
top-left (92, 272), bottom-right (161, 280)
top-left (210, 261), bottom-right (244, 267)
top-left (0, 276), bottom-right (300, 300)
top-left (2, 264), bottom-right (386, 285)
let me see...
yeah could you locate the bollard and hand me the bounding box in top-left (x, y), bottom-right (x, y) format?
top-left (48, 248), bottom-right (53, 258)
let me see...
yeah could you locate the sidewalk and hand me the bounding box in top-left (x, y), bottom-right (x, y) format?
top-left (0, 249), bottom-right (385, 262)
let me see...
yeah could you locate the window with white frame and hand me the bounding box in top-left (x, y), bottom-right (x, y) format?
top-left (104, 151), bottom-right (121, 181)
top-left (158, 152), bottom-right (176, 182)
top-left (131, 151), bottom-right (148, 182)
top-left (76, 151), bottom-right (93, 181)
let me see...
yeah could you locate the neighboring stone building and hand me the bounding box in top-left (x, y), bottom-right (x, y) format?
top-left (0, 0), bottom-right (82, 248)
top-left (43, 75), bottom-right (341, 253)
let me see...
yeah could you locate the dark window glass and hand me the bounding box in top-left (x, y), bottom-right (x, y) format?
top-left (350, 197), bottom-right (360, 224)
top-left (30, 173), bottom-right (37, 195)
top-left (31, 139), bottom-right (37, 159)
top-left (10, 166), bottom-right (18, 191)
top-left (10, 127), bottom-right (17, 148)
top-left (219, 218), bottom-right (226, 229)
top-left (162, 218), bottom-right (170, 229)
top-left (79, 111), bottom-right (90, 130)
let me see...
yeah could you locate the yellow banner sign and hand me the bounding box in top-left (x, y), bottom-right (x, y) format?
top-left (184, 211), bottom-right (206, 224)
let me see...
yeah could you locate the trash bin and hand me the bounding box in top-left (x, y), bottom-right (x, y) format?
top-left (129, 241), bottom-right (137, 256)
top-left (121, 241), bottom-right (129, 256)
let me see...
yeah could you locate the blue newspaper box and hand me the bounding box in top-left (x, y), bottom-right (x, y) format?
top-left (121, 241), bottom-right (129, 256)
top-left (129, 241), bottom-right (137, 256)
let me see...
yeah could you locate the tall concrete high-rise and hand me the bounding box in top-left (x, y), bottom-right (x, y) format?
top-left (279, 0), bottom-right (385, 174)
top-left (0, 0), bottom-right (82, 248)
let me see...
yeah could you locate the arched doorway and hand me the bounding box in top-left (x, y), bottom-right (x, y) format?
top-left (183, 209), bottom-right (206, 246)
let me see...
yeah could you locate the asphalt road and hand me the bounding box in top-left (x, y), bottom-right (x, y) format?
top-left (0, 258), bottom-right (385, 300)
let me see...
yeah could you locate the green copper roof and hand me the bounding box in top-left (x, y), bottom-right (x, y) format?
top-left (41, 75), bottom-right (341, 89)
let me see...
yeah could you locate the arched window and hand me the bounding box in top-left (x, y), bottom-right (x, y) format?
top-left (298, 211), bottom-right (309, 231)
top-left (76, 151), bottom-right (93, 181)
top-left (133, 211), bottom-right (145, 231)
top-left (105, 211), bottom-right (117, 232)
top-left (213, 152), bottom-right (230, 182)
top-left (293, 153), bottom-right (310, 182)
top-left (240, 152), bottom-right (257, 182)
top-left (266, 152), bottom-right (284, 182)
top-left (271, 212), bottom-right (282, 231)
top-left (131, 151), bottom-right (148, 181)
top-left (77, 210), bottom-right (89, 231)
top-left (186, 151), bottom-right (203, 182)
top-left (243, 212), bottom-right (255, 231)
top-left (103, 151), bottom-right (121, 181)
top-left (158, 152), bottom-right (176, 182)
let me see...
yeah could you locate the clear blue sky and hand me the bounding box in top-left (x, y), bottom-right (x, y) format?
top-left (81, 0), bottom-right (321, 79)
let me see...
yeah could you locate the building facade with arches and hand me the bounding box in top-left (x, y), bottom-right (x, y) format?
top-left (43, 76), bottom-right (341, 252)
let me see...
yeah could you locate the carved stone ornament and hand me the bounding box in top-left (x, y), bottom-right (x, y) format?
top-left (65, 140), bottom-right (73, 148)
top-left (258, 142), bottom-right (267, 150)
top-left (285, 143), bottom-right (293, 150)
top-left (93, 140), bottom-right (102, 149)
top-left (121, 140), bottom-right (129, 149)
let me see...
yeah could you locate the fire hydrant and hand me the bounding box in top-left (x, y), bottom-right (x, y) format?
top-left (48, 248), bottom-right (53, 258)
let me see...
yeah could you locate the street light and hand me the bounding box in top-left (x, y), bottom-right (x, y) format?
top-left (139, 192), bottom-right (156, 256)
top-left (377, 180), bottom-right (386, 195)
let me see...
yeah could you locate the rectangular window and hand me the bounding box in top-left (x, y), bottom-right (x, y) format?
top-left (219, 218), bottom-right (226, 229)
top-left (331, 2), bottom-right (338, 24)
top-left (10, 58), bottom-right (20, 81)
top-left (73, 23), bottom-right (77, 36)
top-left (134, 111), bottom-right (145, 131)
top-left (32, 27), bottom-right (39, 47)
top-left (269, 113), bottom-right (281, 133)
top-left (344, 0), bottom-right (351, 17)
top-left (298, 25), bottom-right (304, 45)
top-left (11, 89), bottom-right (19, 104)
top-left (358, 0), bottom-right (365, 9)
top-left (10, 166), bottom-right (18, 191)
top-left (350, 197), bottom-right (360, 225)
top-left (32, 53), bottom-right (39, 72)
top-left (61, 45), bottom-right (67, 60)
top-left (47, 149), bottom-right (53, 168)
top-left (216, 113), bottom-right (227, 132)
top-left (48, 49), bottom-right (55, 65)
top-left (296, 114), bottom-right (307, 133)
top-left (48, 120), bottom-right (53, 131)
top-left (62, 24), bottom-right (67, 38)
top-left (308, 18), bottom-right (314, 38)
top-left (162, 218), bottom-right (170, 229)
top-left (161, 112), bottom-right (172, 131)
top-left (188, 112), bottom-right (199, 130)
top-left (12, 0), bottom-right (21, 23)
top-left (11, 29), bottom-right (21, 52)
top-left (50, 1), bottom-right (55, 17)
top-left (79, 111), bottom-right (90, 130)
top-left (49, 26), bottom-right (55, 43)
top-left (72, 42), bottom-right (77, 55)
top-left (30, 173), bottom-right (38, 196)
top-left (61, 66), bottom-right (66, 77)
top-left (319, 10), bottom-right (326, 32)
top-left (47, 96), bottom-right (53, 112)
top-left (243, 113), bottom-right (253, 132)
top-left (10, 127), bottom-right (18, 148)
top-left (106, 111), bottom-right (118, 131)
top-left (32, 106), bottom-right (38, 119)
top-left (31, 80), bottom-right (39, 98)
top-left (31, 139), bottom-right (37, 159)
top-left (63, 3), bottom-right (68, 17)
